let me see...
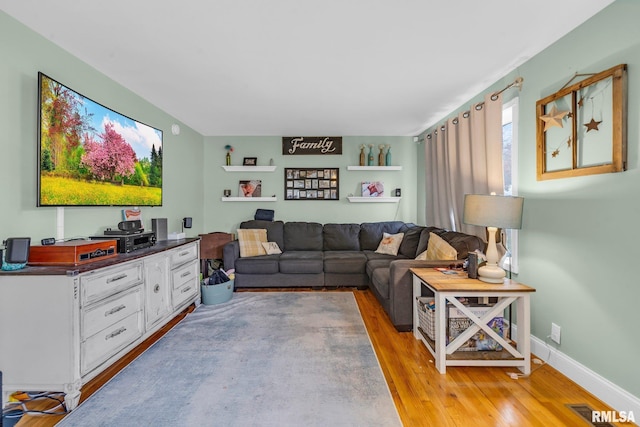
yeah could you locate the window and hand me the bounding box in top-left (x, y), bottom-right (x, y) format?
top-left (501, 98), bottom-right (519, 274)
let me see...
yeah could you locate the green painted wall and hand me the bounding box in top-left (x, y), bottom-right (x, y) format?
top-left (420, 0), bottom-right (640, 398)
top-left (202, 136), bottom-right (418, 232)
top-left (0, 11), bottom-right (205, 241)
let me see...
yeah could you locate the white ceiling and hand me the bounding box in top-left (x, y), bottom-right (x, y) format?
top-left (1, 0), bottom-right (615, 136)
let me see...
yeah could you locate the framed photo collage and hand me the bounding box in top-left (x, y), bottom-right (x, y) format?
top-left (284, 168), bottom-right (339, 201)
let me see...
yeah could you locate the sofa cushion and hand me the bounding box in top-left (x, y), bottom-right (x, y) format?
top-left (237, 228), bottom-right (267, 257)
top-left (279, 251), bottom-right (324, 274)
top-left (235, 255), bottom-right (280, 274)
top-left (371, 268), bottom-right (391, 299)
top-left (375, 232), bottom-right (404, 256)
top-left (323, 251), bottom-right (367, 274)
top-left (440, 231), bottom-right (486, 260)
top-left (359, 221), bottom-right (406, 250)
top-left (365, 258), bottom-right (394, 278)
top-left (323, 223), bottom-right (361, 251)
top-left (398, 226), bottom-right (424, 258)
top-left (240, 220), bottom-right (285, 250)
top-left (284, 222), bottom-right (323, 251)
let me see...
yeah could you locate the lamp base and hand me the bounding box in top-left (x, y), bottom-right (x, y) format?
top-left (477, 263), bottom-right (506, 284)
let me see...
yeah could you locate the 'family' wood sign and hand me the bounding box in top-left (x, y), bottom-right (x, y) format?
top-left (282, 137), bottom-right (342, 155)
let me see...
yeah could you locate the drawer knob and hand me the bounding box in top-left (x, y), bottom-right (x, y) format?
top-left (154, 284), bottom-right (160, 293)
top-left (105, 304), bottom-right (126, 317)
top-left (181, 286), bottom-right (192, 293)
top-left (180, 271), bottom-right (191, 278)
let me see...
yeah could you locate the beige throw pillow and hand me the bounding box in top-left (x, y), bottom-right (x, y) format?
top-left (237, 229), bottom-right (268, 257)
top-left (375, 232), bottom-right (405, 256)
top-left (425, 232), bottom-right (457, 260)
top-left (261, 241), bottom-right (282, 255)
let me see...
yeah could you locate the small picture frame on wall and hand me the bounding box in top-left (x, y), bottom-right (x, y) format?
top-left (243, 157), bottom-right (257, 166)
top-left (238, 180), bottom-right (262, 197)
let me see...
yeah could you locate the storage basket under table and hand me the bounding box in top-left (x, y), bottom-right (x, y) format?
top-left (416, 297), bottom-right (435, 340)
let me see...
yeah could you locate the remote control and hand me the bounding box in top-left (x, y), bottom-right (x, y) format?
top-left (41, 237), bottom-right (56, 245)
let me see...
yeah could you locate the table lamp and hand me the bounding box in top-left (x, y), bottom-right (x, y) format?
top-left (463, 194), bottom-right (524, 283)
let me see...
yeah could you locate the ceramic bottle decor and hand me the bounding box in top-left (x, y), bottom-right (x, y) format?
top-left (226, 152), bottom-right (231, 166)
top-left (385, 145), bottom-right (392, 166)
top-left (359, 146), bottom-right (366, 166)
top-left (368, 145), bottom-right (374, 166)
top-left (378, 145), bottom-right (385, 166)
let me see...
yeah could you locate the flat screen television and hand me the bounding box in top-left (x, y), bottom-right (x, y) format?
top-left (37, 72), bottom-right (163, 206)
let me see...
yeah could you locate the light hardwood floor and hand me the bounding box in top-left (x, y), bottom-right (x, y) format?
top-left (12, 289), bottom-right (621, 426)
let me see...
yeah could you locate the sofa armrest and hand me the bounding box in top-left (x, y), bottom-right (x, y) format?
top-left (223, 241), bottom-right (240, 271)
top-left (388, 259), bottom-right (462, 331)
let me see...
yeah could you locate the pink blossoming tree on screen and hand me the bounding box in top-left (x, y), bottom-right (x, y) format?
top-left (81, 123), bottom-right (137, 183)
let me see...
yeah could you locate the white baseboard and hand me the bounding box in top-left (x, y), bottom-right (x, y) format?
top-left (514, 323), bottom-right (640, 416)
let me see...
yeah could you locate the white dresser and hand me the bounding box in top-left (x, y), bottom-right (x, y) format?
top-left (0, 239), bottom-right (200, 410)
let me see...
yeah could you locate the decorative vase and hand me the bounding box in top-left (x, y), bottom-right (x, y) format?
top-left (385, 146), bottom-right (392, 166)
top-left (368, 146), bottom-right (374, 166)
top-left (226, 152), bottom-right (231, 166)
top-left (378, 147), bottom-right (385, 166)
top-left (359, 147), bottom-right (365, 166)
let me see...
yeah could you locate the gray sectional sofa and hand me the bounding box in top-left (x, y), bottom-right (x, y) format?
top-left (223, 220), bottom-right (485, 331)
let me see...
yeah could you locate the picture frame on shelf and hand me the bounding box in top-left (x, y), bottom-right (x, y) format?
top-left (243, 157), bottom-right (258, 166)
top-left (238, 180), bottom-right (262, 197)
top-left (362, 181), bottom-right (384, 197)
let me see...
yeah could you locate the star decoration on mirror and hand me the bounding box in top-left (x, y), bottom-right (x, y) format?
top-left (539, 105), bottom-right (569, 131)
top-left (584, 118), bottom-right (602, 132)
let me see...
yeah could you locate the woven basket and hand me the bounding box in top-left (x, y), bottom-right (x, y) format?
top-left (416, 297), bottom-right (435, 340)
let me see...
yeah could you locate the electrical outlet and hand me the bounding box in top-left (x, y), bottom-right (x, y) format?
top-left (551, 323), bottom-right (561, 344)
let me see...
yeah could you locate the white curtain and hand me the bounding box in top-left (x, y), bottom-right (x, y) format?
top-left (424, 92), bottom-right (504, 233)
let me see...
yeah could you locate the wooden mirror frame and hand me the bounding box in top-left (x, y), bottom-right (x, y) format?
top-left (536, 64), bottom-right (627, 181)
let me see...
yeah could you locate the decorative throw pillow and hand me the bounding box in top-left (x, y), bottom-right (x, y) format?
top-left (237, 229), bottom-right (268, 257)
top-left (261, 241), bottom-right (282, 255)
top-left (375, 232), bottom-right (405, 256)
top-left (415, 250), bottom-right (428, 260)
top-left (425, 232), bottom-right (457, 260)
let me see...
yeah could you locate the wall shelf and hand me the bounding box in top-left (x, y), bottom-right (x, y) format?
top-left (346, 166), bottom-right (403, 171)
top-left (220, 197), bottom-right (277, 202)
top-left (347, 197), bottom-right (401, 203)
top-left (221, 166), bottom-right (277, 172)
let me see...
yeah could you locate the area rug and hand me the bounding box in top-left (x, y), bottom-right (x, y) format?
top-left (57, 292), bottom-right (402, 426)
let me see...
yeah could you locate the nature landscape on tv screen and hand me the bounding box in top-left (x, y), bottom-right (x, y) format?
top-left (38, 73), bottom-right (163, 206)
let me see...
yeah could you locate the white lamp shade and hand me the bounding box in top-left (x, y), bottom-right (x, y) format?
top-left (463, 194), bottom-right (524, 230)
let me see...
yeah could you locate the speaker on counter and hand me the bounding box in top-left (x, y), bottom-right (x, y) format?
top-left (183, 217), bottom-right (192, 229)
top-left (151, 218), bottom-right (168, 241)
top-left (118, 220), bottom-right (142, 232)
top-left (4, 237), bottom-right (31, 264)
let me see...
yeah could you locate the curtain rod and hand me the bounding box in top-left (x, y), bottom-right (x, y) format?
top-left (425, 76), bottom-right (524, 139)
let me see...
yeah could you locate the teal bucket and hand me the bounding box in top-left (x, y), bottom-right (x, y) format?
top-left (201, 279), bottom-right (234, 305)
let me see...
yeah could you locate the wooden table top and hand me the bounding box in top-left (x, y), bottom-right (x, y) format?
top-left (410, 268), bottom-right (536, 293)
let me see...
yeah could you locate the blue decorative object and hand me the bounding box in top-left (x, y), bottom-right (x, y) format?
top-left (367, 145), bottom-right (374, 166)
top-left (1, 251), bottom-right (26, 271)
top-left (385, 145), bottom-right (392, 166)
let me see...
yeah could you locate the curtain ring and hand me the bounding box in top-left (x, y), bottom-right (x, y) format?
top-left (426, 134), bottom-right (432, 139)
top-left (452, 118), bottom-right (458, 125)
top-left (475, 104), bottom-right (483, 111)
top-left (491, 94), bottom-right (499, 101)
top-left (440, 125), bottom-right (446, 132)
top-left (462, 111), bottom-right (470, 118)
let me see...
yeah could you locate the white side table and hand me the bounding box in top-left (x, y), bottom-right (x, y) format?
top-left (411, 268), bottom-right (536, 374)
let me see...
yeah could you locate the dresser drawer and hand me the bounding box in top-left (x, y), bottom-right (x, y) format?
top-left (170, 243), bottom-right (198, 268)
top-left (82, 287), bottom-right (143, 340)
top-left (81, 311), bottom-right (143, 375)
top-left (172, 279), bottom-right (198, 309)
top-left (81, 262), bottom-right (144, 304)
top-left (171, 259), bottom-right (199, 291)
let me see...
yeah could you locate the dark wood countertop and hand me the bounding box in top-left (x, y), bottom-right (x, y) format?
top-left (0, 238), bottom-right (200, 276)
